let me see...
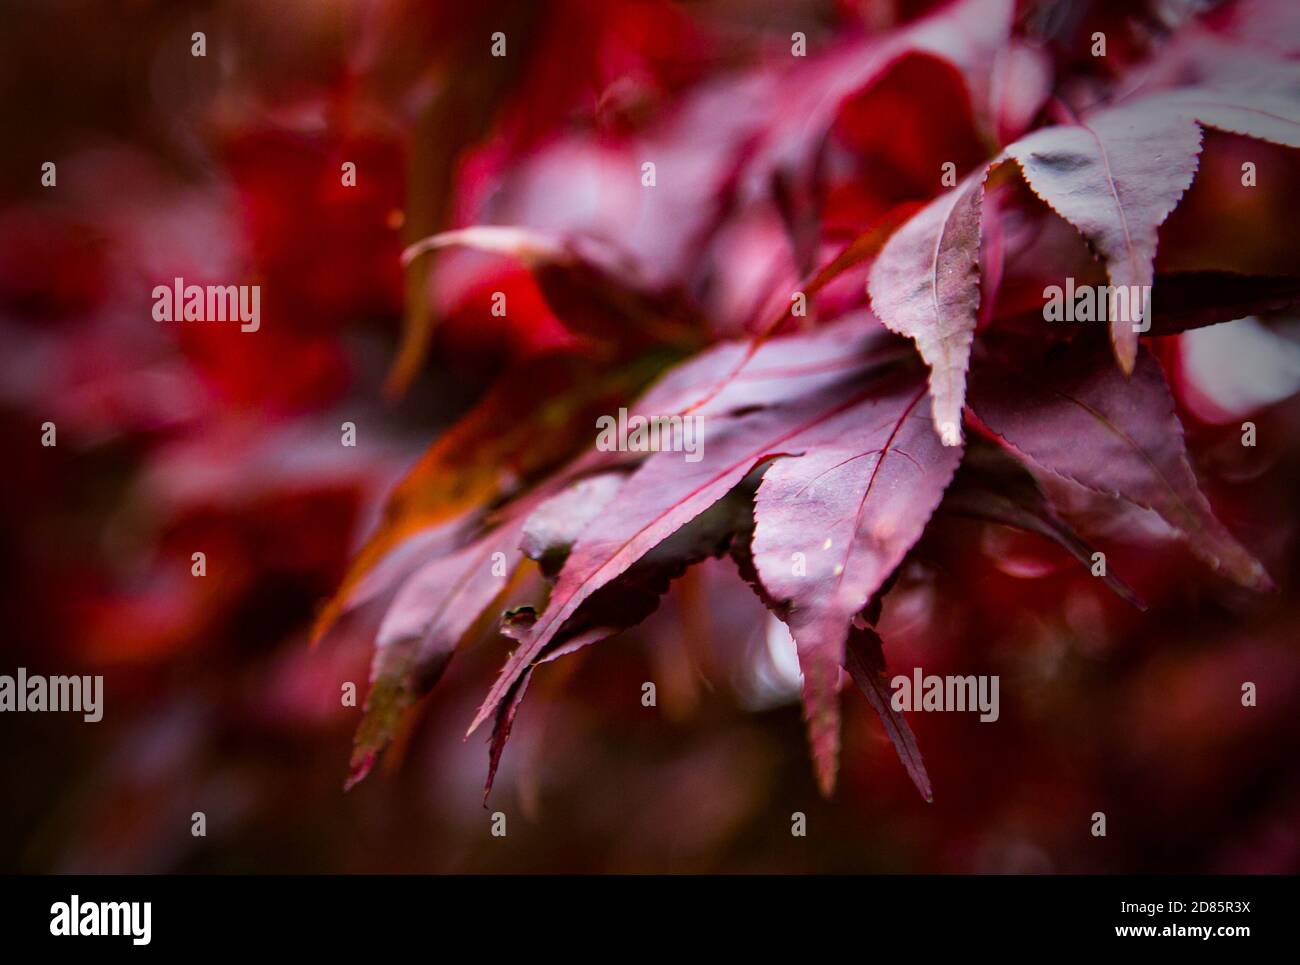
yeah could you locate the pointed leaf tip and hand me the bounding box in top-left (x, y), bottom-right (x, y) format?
top-left (868, 174), bottom-right (986, 448)
top-left (845, 625), bottom-right (934, 802)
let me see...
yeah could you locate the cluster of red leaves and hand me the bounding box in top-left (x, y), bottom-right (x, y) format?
top-left (319, 0), bottom-right (1300, 798)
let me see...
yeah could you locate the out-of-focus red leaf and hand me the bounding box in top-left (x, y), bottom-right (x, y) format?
top-left (821, 52), bottom-right (988, 239)
top-left (1154, 128), bottom-right (1300, 282)
top-left (383, 0), bottom-right (541, 398)
top-left (751, 0), bottom-right (1013, 262)
top-left (754, 0), bottom-right (1014, 181)
top-left (402, 226), bottom-right (704, 350)
top-left (222, 127), bottom-right (406, 332)
top-left (989, 40), bottom-right (1052, 145)
top-left (684, 201), bottom-right (920, 416)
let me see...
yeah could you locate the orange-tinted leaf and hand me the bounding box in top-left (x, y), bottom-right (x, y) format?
top-left (314, 351), bottom-right (658, 643)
